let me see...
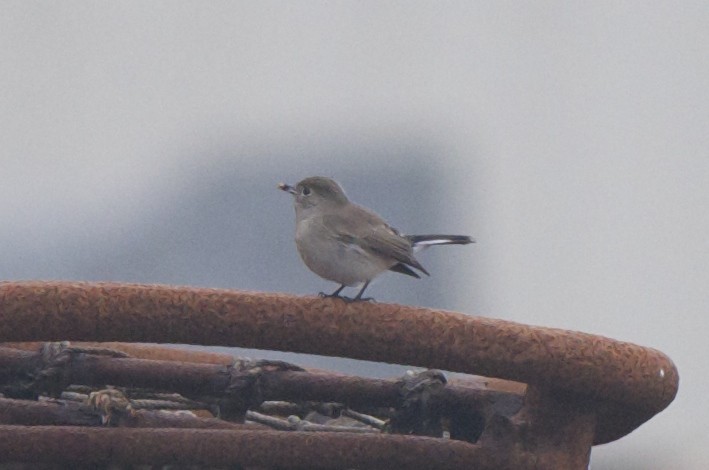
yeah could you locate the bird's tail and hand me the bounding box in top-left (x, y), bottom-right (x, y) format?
top-left (390, 234), bottom-right (474, 278)
top-left (407, 234), bottom-right (475, 249)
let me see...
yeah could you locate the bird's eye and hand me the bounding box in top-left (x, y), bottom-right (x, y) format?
top-left (301, 186), bottom-right (311, 196)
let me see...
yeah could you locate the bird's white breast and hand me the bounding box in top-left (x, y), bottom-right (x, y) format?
top-left (295, 216), bottom-right (391, 286)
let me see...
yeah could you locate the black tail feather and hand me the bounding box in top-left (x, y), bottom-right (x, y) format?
top-left (389, 262), bottom-right (423, 278)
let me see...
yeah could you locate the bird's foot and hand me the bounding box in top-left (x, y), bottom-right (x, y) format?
top-left (318, 291), bottom-right (347, 301)
top-left (318, 292), bottom-right (375, 303)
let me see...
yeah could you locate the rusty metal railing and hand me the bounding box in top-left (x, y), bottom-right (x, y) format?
top-left (0, 281), bottom-right (678, 469)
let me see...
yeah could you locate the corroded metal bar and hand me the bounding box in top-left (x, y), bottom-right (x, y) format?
top-left (261, 370), bottom-right (401, 406)
top-left (0, 397), bottom-right (261, 430)
top-left (0, 425), bottom-right (504, 469)
top-left (6, 341), bottom-right (526, 400)
top-left (4, 341), bottom-right (234, 365)
top-left (259, 370), bottom-right (521, 415)
top-left (0, 281), bottom-right (679, 444)
top-left (481, 385), bottom-right (597, 469)
top-left (72, 353), bottom-right (229, 397)
top-left (0, 346), bottom-right (33, 383)
top-left (0, 397), bottom-right (98, 426)
top-left (0, 347), bottom-right (517, 418)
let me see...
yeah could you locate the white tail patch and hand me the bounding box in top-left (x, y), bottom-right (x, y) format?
top-left (413, 238), bottom-right (457, 246)
top-left (412, 239), bottom-right (455, 253)
top-left (410, 235), bottom-right (473, 252)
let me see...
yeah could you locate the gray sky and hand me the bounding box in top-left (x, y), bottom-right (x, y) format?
top-left (2, 2), bottom-right (708, 468)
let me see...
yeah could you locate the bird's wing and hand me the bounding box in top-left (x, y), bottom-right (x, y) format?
top-left (359, 225), bottom-right (429, 275)
top-left (322, 205), bottom-right (429, 275)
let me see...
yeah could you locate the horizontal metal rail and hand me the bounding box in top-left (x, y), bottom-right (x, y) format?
top-left (0, 280), bottom-right (680, 468)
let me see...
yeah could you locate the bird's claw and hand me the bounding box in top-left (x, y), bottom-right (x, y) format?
top-left (318, 292), bottom-right (375, 303)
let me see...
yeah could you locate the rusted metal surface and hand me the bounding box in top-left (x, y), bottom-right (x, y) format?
top-left (480, 385), bottom-right (598, 469)
top-left (0, 397), bottom-right (261, 430)
top-left (4, 341), bottom-right (234, 364)
top-left (0, 425), bottom-right (503, 469)
top-left (0, 281), bottom-right (680, 468)
top-left (0, 281), bottom-right (678, 444)
top-left (0, 346), bottom-right (520, 425)
top-left (0, 397), bottom-right (99, 427)
top-left (0, 342), bottom-right (600, 469)
top-left (0, 346), bottom-right (32, 383)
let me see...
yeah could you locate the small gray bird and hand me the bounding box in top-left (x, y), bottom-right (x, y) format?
top-left (279, 176), bottom-right (474, 302)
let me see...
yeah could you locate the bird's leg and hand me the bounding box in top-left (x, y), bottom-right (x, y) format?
top-left (352, 281), bottom-right (374, 302)
top-left (319, 284), bottom-right (347, 299)
top-left (319, 282), bottom-right (374, 303)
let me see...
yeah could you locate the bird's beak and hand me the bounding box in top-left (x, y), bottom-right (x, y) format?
top-left (278, 182), bottom-right (297, 195)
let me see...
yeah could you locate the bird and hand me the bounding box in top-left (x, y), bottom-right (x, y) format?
top-left (279, 176), bottom-right (474, 302)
